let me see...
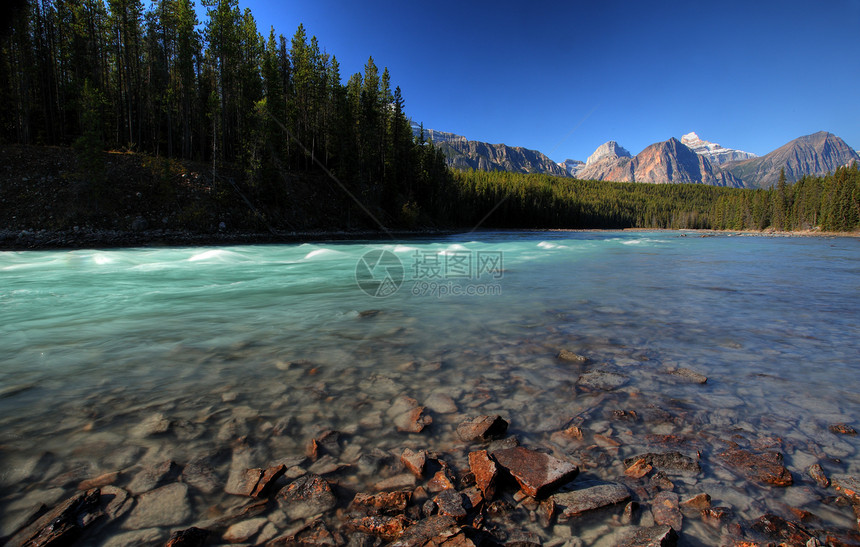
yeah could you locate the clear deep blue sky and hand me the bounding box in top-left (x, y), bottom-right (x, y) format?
top-left (219, 0), bottom-right (860, 162)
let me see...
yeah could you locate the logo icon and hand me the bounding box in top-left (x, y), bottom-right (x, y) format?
top-left (355, 249), bottom-right (404, 297)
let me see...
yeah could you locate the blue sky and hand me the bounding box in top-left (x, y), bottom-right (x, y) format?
top-left (221, 0), bottom-right (860, 162)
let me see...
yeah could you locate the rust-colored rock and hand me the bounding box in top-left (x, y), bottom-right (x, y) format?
top-left (77, 471), bottom-right (119, 490)
top-left (717, 448), bottom-right (793, 486)
top-left (394, 515), bottom-right (460, 547)
top-left (345, 514), bottom-right (411, 541)
top-left (829, 423), bottom-right (857, 435)
top-left (468, 450), bottom-right (498, 499)
top-left (225, 467), bottom-right (264, 497)
top-left (700, 506), bottom-right (732, 528)
top-left (5, 489), bottom-right (102, 547)
top-left (395, 406), bottom-right (433, 433)
top-left (538, 498), bottom-right (556, 528)
top-left (351, 491), bottom-right (411, 514)
top-left (427, 468), bottom-right (456, 493)
top-left (625, 458), bottom-right (653, 479)
top-left (266, 519), bottom-right (342, 546)
top-left (164, 527), bottom-right (209, 547)
top-left (493, 446), bottom-right (579, 498)
top-left (250, 464), bottom-right (287, 498)
top-left (434, 490), bottom-right (468, 521)
top-left (832, 475), bottom-right (860, 504)
top-left (623, 452), bottom-right (701, 475)
top-left (560, 425), bottom-right (584, 439)
top-left (619, 525), bottom-right (678, 547)
top-left (807, 463), bottom-right (830, 488)
top-left (679, 493), bottom-right (711, 511)
top-left (652, 491), bottom-right (682, 531)
top-left (456, 415), bottom-right (508, 442)
top-left (401, 448), bottom-right (427, 478)
top-left (750, 513), bottom-right (815, 545)
top-left (276, 474), bottom-right (337, 521)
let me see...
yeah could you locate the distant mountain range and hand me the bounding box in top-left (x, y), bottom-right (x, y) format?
top-left (411, 125), bottom-right (567, 176)
top-left (414, 124), bottom-right (859, 188)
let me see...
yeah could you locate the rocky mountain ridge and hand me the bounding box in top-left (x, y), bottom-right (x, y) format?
top-left (412, 125), bottom-right (567, 176)
top-left (414, 123), bottom-right (857, 188)
top-left (680, 132), bottom-right (757, 165)
top-left (724, 131), bottom-right (860, 187)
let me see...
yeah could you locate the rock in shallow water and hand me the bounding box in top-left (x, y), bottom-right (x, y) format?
top-left (122, 483), bottom-right (191, 530)
top-left (493, 446), bottom-right (579, 498)
top-left (717, 448), bottom-right (793, 486)
top-left (6, 488), bottom-right (102, 547)
top-left (456, 415), bottom-right (508, 442)
top-left (277, 474), bottom-right (337, 521)
top-left (652, 491), bottom-right (682, 530)
top-left (468, 450), bottom-right (498, 499)
top-left (576, 370), bottom-right (628, 391)
top-left (552, 482), bottom-right (631, 519)
top-left (619, 524), bottom-right (678, 546)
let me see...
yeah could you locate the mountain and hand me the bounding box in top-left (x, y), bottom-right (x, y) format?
top-left (586, 141), bottom-right (631, 165)
top-left (725, 131), bottom-right (860, 187)
top-left (578, 138), bottom-right (745, 187)
top-left (559, 159), bottom-right (585, 177)
top-left (413, 125), bottom-right (567, 176)
top-left (680, 132), bottom-right (757, 165)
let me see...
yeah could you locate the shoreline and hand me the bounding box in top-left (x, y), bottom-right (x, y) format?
top-left (1, 226), bottom-right (857, 252)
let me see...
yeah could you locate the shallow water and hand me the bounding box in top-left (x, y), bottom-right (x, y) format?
top-left (1, 230), bottom-right (858, 545)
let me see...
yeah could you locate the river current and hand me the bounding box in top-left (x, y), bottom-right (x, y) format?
top-left (1, 230), bottom-right (858, 545)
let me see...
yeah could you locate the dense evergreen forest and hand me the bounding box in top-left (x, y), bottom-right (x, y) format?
top-left (0, 0), bottom-right (857, 236)
top-left (452, 166), bottom-right (860, 232)
top-left (0, 0), bottom-right (453, 227)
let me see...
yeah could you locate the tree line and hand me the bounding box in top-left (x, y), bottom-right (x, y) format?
top-left (451, 166), bottom-right (860, 232)
top-left (0, 0), bottom-right (453, 225)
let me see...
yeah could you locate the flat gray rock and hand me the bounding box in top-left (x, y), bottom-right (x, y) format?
top-left (122, 483), bottom-right (191, 530)
top-left (577, 371), bottom-right (628, 391)
top-left (553, 482), bottom-right (631, 519)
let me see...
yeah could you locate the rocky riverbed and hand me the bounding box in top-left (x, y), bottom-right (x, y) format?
top-left (1, 348), bottom-right (858, 546)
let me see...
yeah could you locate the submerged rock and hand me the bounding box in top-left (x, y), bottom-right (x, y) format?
top-left (492, 446), bottom-right (579, 498)
top-left (424, 393), bottom-right (458, 414)
top-left (832, 475), bottom-right (860, 504)
top-left (553, 482), bottom-right (631, 519)
top-left (456, 415), bottom-right (509, 442)
top-left (623, 452), bottom-right (701, 476)
top-left (668, 367), bottom-right (708, 384)
top-left (351, 491), bottom-right (411, 515)
top-left (750, 513), bottom-right (815, 544)
top-left (130, 412), bottom-right (170, 438)
top-left (829, 423), bottom-right (858, 435)
top-left (345, 514), bottom-right (411, 542)
top-left (392, 515), bottom-right (460, 547)
top-left (652, 491), bottom-right (682, 530)
top-left (808, 463), bottom-right (830, 488)
top-left (717, 448), bottom-right (793, 486)
top-left (557, 350), bottom-right (588, 364)
top-left (276, 474), bottom-right (337, 521)
top-left (576, 370), bottom-right (628, 391)
top-left (619, 525), bottom-right (678, 546)
top-left (434, 490), bottom-right (469, 521)
top-left (123, 483), bottom-right (191, 530)
top-left (222, 517), bottom-right (267, 543)
top-left (5, 488), bottom-right (102, 547)
top-left (164, 527), bottom-right (209, 547)
top-left (401, 448), bottom-right (427, 478)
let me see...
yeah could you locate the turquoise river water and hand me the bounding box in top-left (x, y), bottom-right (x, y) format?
top-left (0, 230), bottom-right (858, 545)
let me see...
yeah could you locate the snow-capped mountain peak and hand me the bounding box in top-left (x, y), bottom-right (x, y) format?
top-left (681, 132), bottom-right (757, 165)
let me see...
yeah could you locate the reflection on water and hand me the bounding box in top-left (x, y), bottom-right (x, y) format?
top-left (0, 231), bottom-right (858, 544)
